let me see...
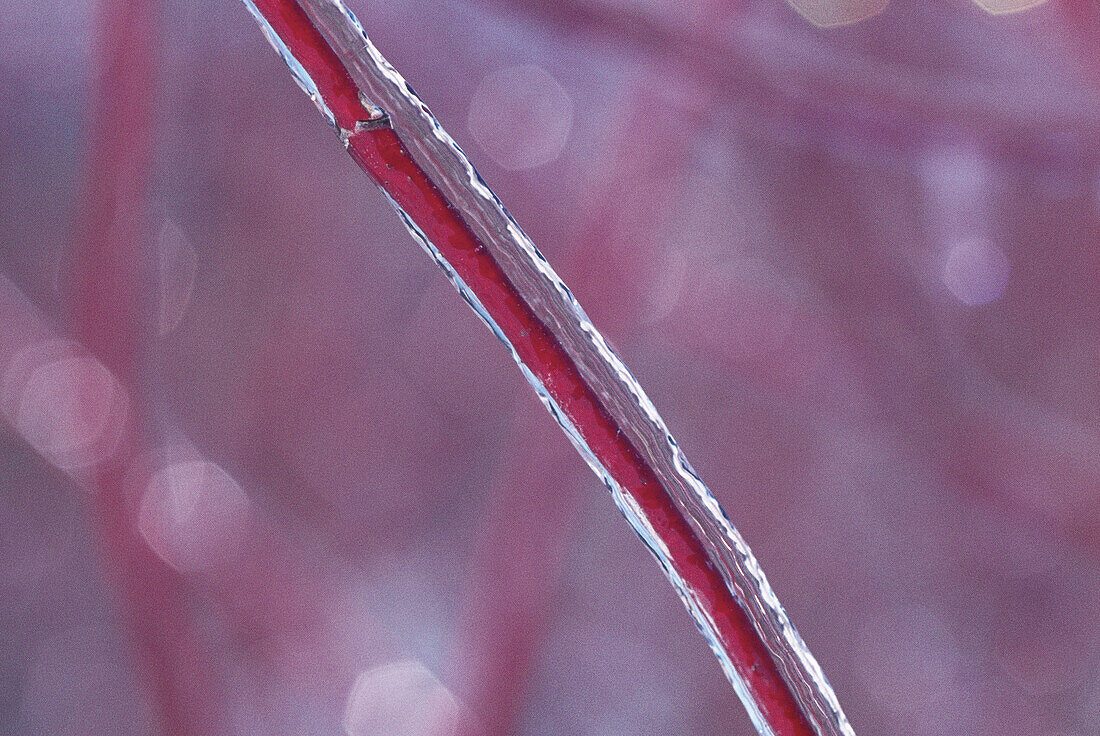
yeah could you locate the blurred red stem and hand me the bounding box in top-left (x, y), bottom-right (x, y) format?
top-left (453, 405), bottom-right (581, 736)
top-left (73, 1), bottom-right (227, 733)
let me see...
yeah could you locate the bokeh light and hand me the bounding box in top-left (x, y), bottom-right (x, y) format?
top-left (156, 221), bottom-right (199, 337)
top-left (971, 0), bottom-right (1049, 15)
top-left (138, 457), bottom-right (251, 572)
top-left (0, 340), bottom-right (128, 472)
top-left (785, 0), bottom-right (889, 28)
top-left (343, 661), bottom-right (466, 736)
top-left (467, 65), bottom-right (573, 171)
top-left (942, 239), bottom-right (1010, 306)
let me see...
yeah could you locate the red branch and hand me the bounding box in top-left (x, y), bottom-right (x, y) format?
top-left (452, 65), bottom-right (714, 734)
top-left (73, 1), bottom-right (227, 733)
top-left (246, 1), bottom-right (818, 734)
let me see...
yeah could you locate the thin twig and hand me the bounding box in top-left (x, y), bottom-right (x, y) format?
top-left (452, 65), bottom-right (715, 733)
top-left (238, 2), bottom-right (852, 734)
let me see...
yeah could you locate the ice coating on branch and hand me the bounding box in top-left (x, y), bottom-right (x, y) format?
top-left (240, 2), bottom-right (856, 734)
top-left (241, 0), bottom-right (337, 127)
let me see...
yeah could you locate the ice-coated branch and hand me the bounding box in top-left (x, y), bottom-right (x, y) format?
top-left (237, 2), bottom-right (856, 735)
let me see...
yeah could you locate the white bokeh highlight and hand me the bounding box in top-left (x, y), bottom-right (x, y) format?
top-left (138, 458), bottom-right (250, 572)
top-left (157, 220), bottom-right (199, 336)
top-left (971, 0), bottom-right (1049, 15)
top-left (786, 0), bottom-right (889, 27)
top-left (343, 661), bottom-right (464, 736)
top-left (0, 340), bottom-right (129, 472)
top-left (942, 239), bottom-right (1010, 306)
top-left (467, 65), bottom-right (573, 171)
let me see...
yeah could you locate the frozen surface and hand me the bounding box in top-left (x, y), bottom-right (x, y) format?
top-left (277, 1), bottom-right (853, 732)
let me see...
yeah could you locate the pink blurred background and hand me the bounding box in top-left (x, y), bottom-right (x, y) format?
top-left (2, 0), bottom-right (1100, 734)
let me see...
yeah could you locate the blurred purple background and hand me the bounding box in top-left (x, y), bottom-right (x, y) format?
top-left (2, 0), bottom-right (1100, 734)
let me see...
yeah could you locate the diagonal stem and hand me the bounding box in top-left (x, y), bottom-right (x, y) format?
top-left (237, 2), bottom-right (855, 735)
top-left (452, 65), bottom-right (717, 733)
